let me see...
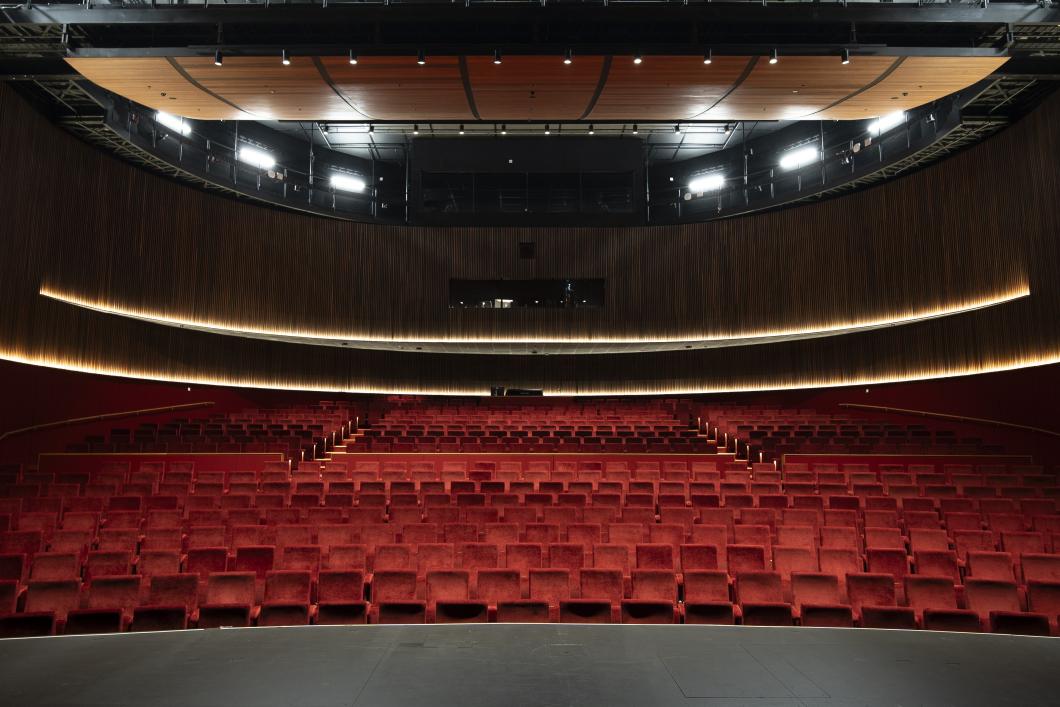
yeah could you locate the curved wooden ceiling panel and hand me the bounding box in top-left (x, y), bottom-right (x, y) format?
top-left (817, 57), bottom-right (1009, 120)
top-left (66, 57), bottom-right (253, 120)
top-left (587, 56), bottom-right (749, 121)
top-left (701, 55), bottom-right (898, 121)
top-left (66, 55), bottom-right (1006, 122)
top-left (173, 56), bottom-right (360, 121)
top-left (321, 56), bottom-right (472, 121)
top-left (465, 55), bottom-right (605, 121)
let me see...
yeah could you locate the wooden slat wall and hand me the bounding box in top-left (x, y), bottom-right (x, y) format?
top-left (0, 81), bottom-right (1057, 395)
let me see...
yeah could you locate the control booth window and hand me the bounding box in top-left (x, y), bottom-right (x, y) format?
top-left (450, 279), bottom-right (605, 309)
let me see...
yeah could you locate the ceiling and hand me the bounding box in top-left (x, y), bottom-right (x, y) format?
top-left (66, 54), bottom-right (1007, 123)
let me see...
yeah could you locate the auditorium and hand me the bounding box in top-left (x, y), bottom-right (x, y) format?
top-left (0, 2), bottom-right (1059, 704)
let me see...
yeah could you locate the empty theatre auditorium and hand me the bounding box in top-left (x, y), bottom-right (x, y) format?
top-left (2, 3), bottom-right (1060, 706)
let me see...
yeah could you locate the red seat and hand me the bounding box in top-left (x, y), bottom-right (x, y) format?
top-left (29, 552), bottom-right (80, 581)
top-left (846, 572), bottom-right (915, 629)
top-left (682, 570), bottom-right (735, 624)
top-left (24, 579), bottom-right (81, 629)
top-left (791, 572), bottom-right (852, 627)
top-left (198, 572), bottom-right (258, 628)
top-left (726, 545), bottom-right (767, 575)
top-left (259, 570), bottom-right (313, 626)
top-left (964, 578), bottom-right (1047, 635)
top-left (315, 570), bottom-right (367, 625)
top-left (905, 576), bottom-right (979, 632)
top-left (735, 572), bottom-right (793, 626)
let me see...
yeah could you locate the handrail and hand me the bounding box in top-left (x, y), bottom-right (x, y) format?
top-left (0, 401), bottom-right (215, 442)
top-left (838, 403), bottom-right (1060, 439)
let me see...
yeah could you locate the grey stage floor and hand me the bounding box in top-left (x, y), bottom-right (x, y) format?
top-left (0, 624), bottom-right (1057, 707)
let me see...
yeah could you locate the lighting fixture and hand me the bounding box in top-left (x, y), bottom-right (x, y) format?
top-left (500, 124), bottom-right (507, 135)
top-left (769, 48), bottom-right (779, 65)
top-left (412, 124), bottom-right (419, 135)
top-left (459, 124), bottom-right (465, 135)
top-left (841, 49), bottom-right (850, 65)
top-left (348, 51), bottom-right (358, 65)
top-left (282, 49), bottom-right (291, 66)
top-left (213, 49), bottom-right (223, 67)
top-left (563, 49), bottom-right (573, 65)
top-left (633, 52), bottom-right (643, 65)
top-left (417, 49), bottom-right (426, 65)
top-left (688, 173), bottom-right (725, 192)
top-left (703, 49), bottom-right (712, 65)
top-left (493, 49), bottom-right (502, 65)
top-left (238, 146), bottom-right (276, 170)
top-left (330, 173), bottom-right (367, 193)
top-left (632, 124), bottom-right (638, 135)
top-left (154, 110), bottom-right (191, 136)
top-left (674, 124), bottom-right (682, 133)
top-left (367, 124), bottom-right (374, 134)
top-left (867, 110), bottom-right (907, 136)
top-left (778, 145), bottom-right (819, 170)
top-left (588, 124), bottom-right (595, 135)
top-left (544, 124), bottom-right (551, 135)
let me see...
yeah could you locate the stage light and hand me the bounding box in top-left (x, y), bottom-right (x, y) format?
top-left (493, 49), bottom-right (502, 65)
top-left (282, 50), bottom-right (291, 66)
top-left (588, 124), bottom-right (594, 135)
top-left (213, 49), bottom-right (223, 66)
top-left (703, 49), bottom-right (712, 65)
top-left (238, 146), bottom-right (275, 170)
top-left (417, 49), bottom-right (426, 65)
top-left (154, 111), bottom-right (191, 136)
top-left (330, 173), bottom-right (366, 193)
top-left (412, 124), bottom-right (419, 135)
top-left (769, 48), bottom-right (779, 65)
top-left (779, 145), bottom-right (818, 170)
top-left (689, 173), bottom-right (725, 192)
top-left (841, 49), bottom-right (850, 65)
top-left (674, 124), bottom-right (682, 133)
top-left (367, 124), bottom-right (374, 134)
top-left (348, 51), bottom-right (358, 65)
top-left (544, 124), bottom-right (551, 135)
top-left (868, 110), bottom-right (907, 136)
top-left (632, 124), bottom-right (638, 135)
top-left (459, 124), bottom-right (465, 134)
top-left (563, 49), bottom-right (573, 65)
top-left (500, 124), bottom-right (507, 135)
top-left (633, 52), bottom-right (643, 65)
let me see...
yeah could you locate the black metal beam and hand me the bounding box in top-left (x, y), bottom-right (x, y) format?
top-left (65, 45), bottom-right (1010, 59)
top-left (3, 4), bottom-right (1058, 27)
top-left (0, 57), bottom-right (76, 80)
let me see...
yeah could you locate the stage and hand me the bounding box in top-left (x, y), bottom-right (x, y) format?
top-left (0, 625), bottom-right (1057, 706)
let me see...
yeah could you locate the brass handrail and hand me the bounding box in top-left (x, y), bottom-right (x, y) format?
top-left (838, 403), bottom-right (1060, 439)
top-left (0, 401), bottom-right (216, 442)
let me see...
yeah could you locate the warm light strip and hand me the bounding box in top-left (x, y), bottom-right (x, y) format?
top-left (38, 284), bottom-right (1031, 351)
top-left (2, 347), bottom-right (1060, 398)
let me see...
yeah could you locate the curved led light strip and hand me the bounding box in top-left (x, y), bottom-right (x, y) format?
top-left (39, 284), bottom-right (1031, 355)
top-left (2, 347), bottom-right (1059, 398)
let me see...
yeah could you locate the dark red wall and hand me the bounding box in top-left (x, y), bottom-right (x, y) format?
top-left (0, 360), bottom-right (366, 463)
top-left (1, 358), bottom-right (1058, 466)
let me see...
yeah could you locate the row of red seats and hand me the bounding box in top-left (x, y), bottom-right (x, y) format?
top-left (4, 569), bottom-right (1059, 636)
top-left (6, 538), bottom-right (1059, 587)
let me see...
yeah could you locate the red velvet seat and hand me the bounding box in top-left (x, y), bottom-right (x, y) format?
top-left (791, 572), bottom-right (853, 627)
top-left (315, 570), bottom-right (367, 624)
top-left (198, 572), bottom-right (258, 628)
top-left (259, 570), bottom-right (313, 626)
top-left (736, 572), bottom-right (793, 626)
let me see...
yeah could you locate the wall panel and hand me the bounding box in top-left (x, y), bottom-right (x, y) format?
top-left (0, 81), bottom-right (1058, 394)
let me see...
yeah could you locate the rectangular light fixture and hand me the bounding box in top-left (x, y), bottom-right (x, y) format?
top-left (154, 111), bottom-right (191, 136)
top-left (325, 124), bottom-right (372, 134)
top-left (238, 146), bottom-right (276, 170)
top-left (868, 110), bottom-right (907, 136)
top-left (779, 146), bottom-right (819, 171)
top-left (681, 124), bottom-right (728, 134)
top-left (330, 173), bottom-right (367, 193)
top-left (688, 174), bottom-right (725, 193)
